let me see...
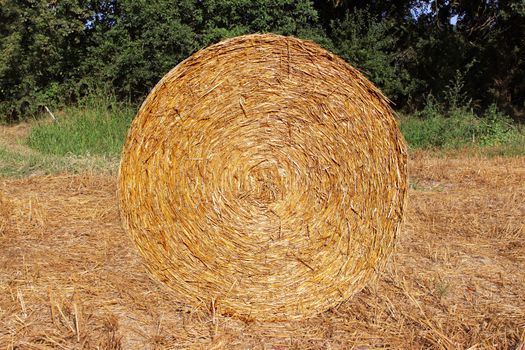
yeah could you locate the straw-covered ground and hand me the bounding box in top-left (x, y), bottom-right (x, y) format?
top-left (0, 148), bottom-right (524, 348)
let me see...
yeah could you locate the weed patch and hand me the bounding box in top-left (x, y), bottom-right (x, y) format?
top-left (400, 104), bottom-right (525, 155)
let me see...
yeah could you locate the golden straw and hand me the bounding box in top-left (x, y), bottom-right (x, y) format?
top-left (118, 33), bottom-right (408, 321)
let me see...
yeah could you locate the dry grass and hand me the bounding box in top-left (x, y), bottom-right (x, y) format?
top-left (119, 33), bottom-right (407, 320)
top-left (1, 154), bottom-right (523, 349)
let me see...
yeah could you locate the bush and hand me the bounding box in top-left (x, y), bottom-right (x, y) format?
top-left (400, 103), bottom-right (524, 153)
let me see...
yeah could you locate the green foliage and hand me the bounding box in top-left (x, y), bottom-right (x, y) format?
top-left (406, 0), bottom-right (525, 120)
top-left (443, 69), bottom-right (472, 111)
top-left (0, 0), bottom-right (91, 121)
top-left (329, 9), bottom-right (417, 102)
top-left (479, 105), bottom-right (522, 147)
top-left (81, 0), bottom-right (199, 101)
top-left (197, 0), bottom-right (324, 44)
top-left (1, 0), bottom-right (326, 120)
top-left (1, 0), bottom-right (524, 121)
top-left (401, 104), bottom-right (525, 152)
top-left (27, 95), bottom-right (135, 156)
top-left (81, 0), bottom-right (326, 102)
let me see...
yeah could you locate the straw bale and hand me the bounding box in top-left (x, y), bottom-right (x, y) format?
top-left (118, 33), bottom-right (408, 320)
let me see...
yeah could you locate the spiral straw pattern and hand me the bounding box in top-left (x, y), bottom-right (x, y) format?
top-left (118, 34), bottom-right (407, 320)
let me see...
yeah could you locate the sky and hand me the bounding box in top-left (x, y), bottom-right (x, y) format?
top-left (410, 1), bottom-right (460, 26)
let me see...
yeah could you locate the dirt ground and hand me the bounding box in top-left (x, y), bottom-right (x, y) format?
top-left (0, 153), bottom-right (523, 349)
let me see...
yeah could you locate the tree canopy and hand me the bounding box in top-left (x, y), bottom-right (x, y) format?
top-left (1, 0), bottom-right (523, 121)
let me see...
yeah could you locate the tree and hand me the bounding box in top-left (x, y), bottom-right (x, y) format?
top-left (407, 0), bottom-right (524, 120)
top-left (329, 8), bottom-right (418, 104)
top-left (1, 0), bottom-right (523, 121)
top-left (81, 0), bottom-right (327, 101)
top-left (0, 0), bottom-right (90, 120)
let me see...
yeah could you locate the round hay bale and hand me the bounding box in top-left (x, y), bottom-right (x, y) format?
top-left (118, 33), bottom-right (407, 321)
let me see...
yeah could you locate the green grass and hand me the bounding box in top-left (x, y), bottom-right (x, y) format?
top-left (399, 105), bottom-right (525, 156)
top-left (26, 96), bottom-right (135, 156)
top-left (0, 95), bottom-right (132, 177)
top-left (1, 96), bottom-right (522, 178)
top-left (26, 95), bottom-right (524, 159)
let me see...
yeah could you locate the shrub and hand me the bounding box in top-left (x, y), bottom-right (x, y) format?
top-left (400, 103), bottom-right (524, 153)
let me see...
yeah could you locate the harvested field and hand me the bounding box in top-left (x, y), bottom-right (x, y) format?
top-left (0, 154), bottom-right (524, 349)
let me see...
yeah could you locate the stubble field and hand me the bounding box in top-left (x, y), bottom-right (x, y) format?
top-left (0, 124), bottom-right (523, 349)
